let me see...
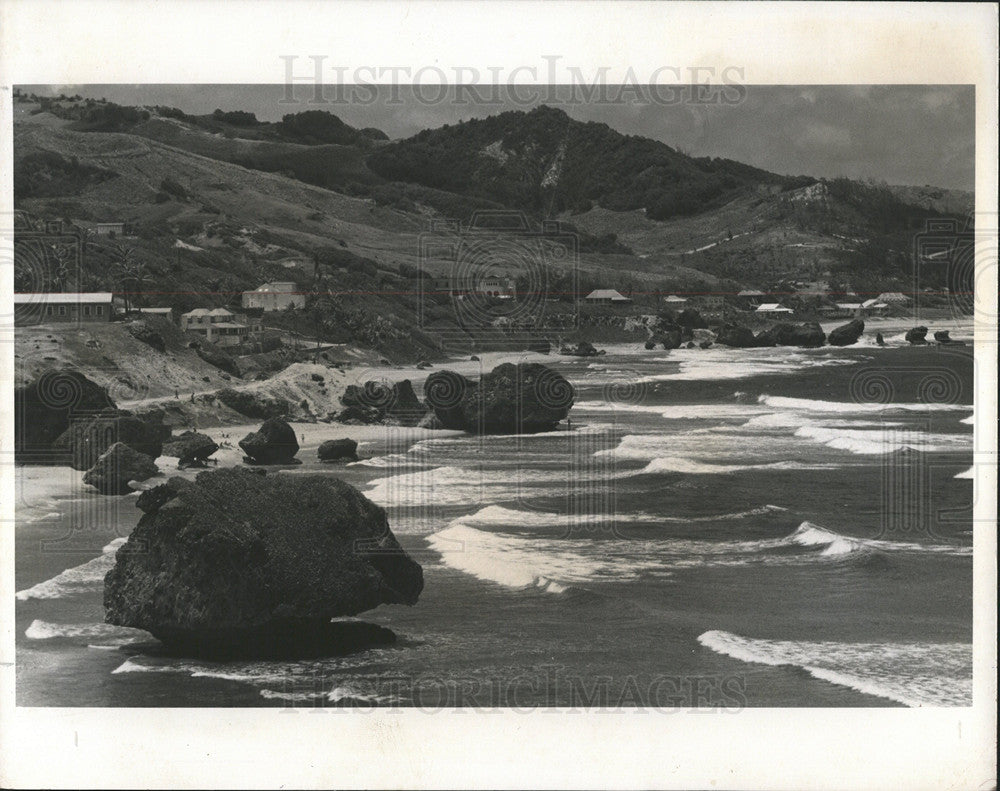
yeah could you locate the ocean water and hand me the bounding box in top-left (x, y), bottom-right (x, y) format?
top-left (15, 344), bottom-right (976, 708)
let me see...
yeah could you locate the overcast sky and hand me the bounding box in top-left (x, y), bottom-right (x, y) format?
top-left (24, 84), bottom-right (975, 191)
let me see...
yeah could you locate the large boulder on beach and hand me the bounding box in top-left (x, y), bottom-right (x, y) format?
top-left (104, 468), bottom-right (423, 655)
top-left (828, 318), bottom-right (865, 347)
top-left (14, 370), bottom-right (116, 463)
top-left (658, 330), bottom-right (683, 350)
top-left (716, 324), bottom-right (757, 348)
top-left (318, 438), bottom-right (359, 462)
top-left (676, 309), bottom-right (708, 329)
top-left (162, 431), bottom-right (219, 466)
top-left (83, 442), bottom-right (159, 495)
top-left (782, 322), bottom-right (826, 348)
top-left (425, 363), bottom-right (574, 434)
top-left (905, 326), bottom-right (929, 345)
top-left (933, 330), bottom-right (963, 345)
top-left (239, 417), bottom-right (299, 464)
top-left (54, 410), bottom-right (166, 471)
top-left (756, 322), bottom-right (826, 348)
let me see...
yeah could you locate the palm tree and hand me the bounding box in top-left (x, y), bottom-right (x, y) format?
top-left (112, 245), bottom-right (150, 313)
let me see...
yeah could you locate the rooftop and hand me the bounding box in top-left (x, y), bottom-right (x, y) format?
top-left (585, 289), bottom-right (631, 301)
top-left (13, 292), bottom-right (113, 304)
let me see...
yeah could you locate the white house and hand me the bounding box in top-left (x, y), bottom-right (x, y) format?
top-left (585, 289), bottom-right (632, 305)
top-left (755, 303), bottom-right (794, 316)
top-left (663, 295), bottom-right (688, 305)
top-left (242, 282), bottom-right (305, 312)
top-left (181, 307), bottom-right (259, 347)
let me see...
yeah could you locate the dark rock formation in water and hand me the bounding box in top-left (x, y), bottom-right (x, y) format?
top-left (104, 468), bottom-right (423, 656)
top-left (560, 341), bottom-right (600, 357)
top-left (905, 326), bottom-right (929, 344)
top-left (715, 324), bottom-right (758, 348)
top-left (932, 330), bottom-right (963, 345)
top-left (657, 330), bottom-right (683, 350)
top-left (54, 410), bottom-right (166, 471)
top-left (337, 379), bottom-right (428, 426)
top-left (318, 438), bottom-right (359, 462)
top-left (644, 340), bottom-right (656, 350)
top-left (83, 442), bottom-right (159, 495)
top-left (876, 332), bottom-right (886, 346)
top-left (425, 362), bottom-right (574, 434)
top-left (755, 322), bottom-right (826, 348)
top-left (14, 370), bottom-right (116, 463)
top-left (828, 318), bottom-right (866, 347)
top-left (239, 417), bottom-right (300, 464)
top-left (162, 431), bottom-right (219, 466)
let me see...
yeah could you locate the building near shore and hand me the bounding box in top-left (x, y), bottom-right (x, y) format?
top-left (181, 307), bottom-right (260, 347)
top-left (755, 302), bottom-right (794, 316)
top-left (585, 289), bottom-right (632, 305)
top-left (13, 292), bottom-right (113, 325)
top-left (663, 294), bottom-right (688, 305)
top-left (242, 281), bottom-right (305, 312)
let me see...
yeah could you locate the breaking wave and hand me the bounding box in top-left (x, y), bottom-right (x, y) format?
top-left (697, 630), bottom-right (972, 707)
top-left (15, 538), bottom-right (126, 601)
top-left (758, 395), bottom-right (972, 413)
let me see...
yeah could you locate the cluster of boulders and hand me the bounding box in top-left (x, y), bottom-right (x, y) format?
top-left (334, 379), bottom-right (427, 426)
top-left (15, 370), bottom-right (225, 496)
top-left (904, 326), bottom-right (966, 346)
top-left (714, 321), bottom-right (828, 348)
top-left (103, 467), bottom-right (423, 657)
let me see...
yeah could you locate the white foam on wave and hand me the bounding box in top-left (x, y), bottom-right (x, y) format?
top-left (783, 521), bottom-right (970, 557)
top-left (697, 630), bottom-right (972, 707)
top-left (111, 657), bottom-right (397, 704)
top-left (635, 457), bottom-right (811, 475)
top-left (25, 619), bottom-right (145, 644)
top-left (638, 353), bottom-right (856, 383)
top-left (15, 538), bottom-right (127, 601)
top-left (759, 395), bottom-right (972, 413)
top-left (427, 523), bottom-right (668, 593)
top-left (794, 424), bottom-right (970, 455)
top-left (574, 401), bottom-right (758, 420)
top-left (347, 453), bottom-right (425, 469)
top-left (459, 503), bottom-right (788, 530)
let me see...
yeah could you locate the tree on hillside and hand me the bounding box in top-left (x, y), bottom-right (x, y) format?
top-left (112, 245), bottom-right (151, 312)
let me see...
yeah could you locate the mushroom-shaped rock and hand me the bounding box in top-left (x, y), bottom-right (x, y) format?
top-left (905, 326), bottom-right (929, 345)
top-left (239, 418), bottom-right (299, 464)
top-left (162, 431), bottom-right (219, 466)
top-left (83, 442), bottom-right (159, 495)
top-left (828, 318), bottom-right (866, 347)
top-left (103, 468), bottom-right (423, 655)
top-left (426, 363), bottom-right (573, 434)
top-left (318, 438), bottom-right (359, 462)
